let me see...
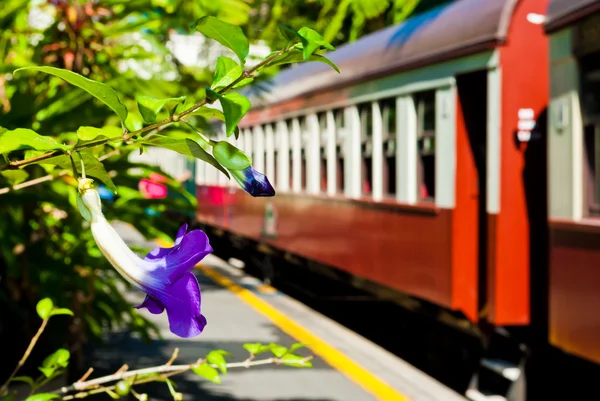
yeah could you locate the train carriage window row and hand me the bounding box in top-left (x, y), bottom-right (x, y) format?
top-left (195, 89), bottom-right (448, 206)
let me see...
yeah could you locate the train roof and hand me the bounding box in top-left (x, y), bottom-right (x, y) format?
top-left (545, 0), bottom-right (600, 33)
top-left (246, 0), bottom-right (518, 109)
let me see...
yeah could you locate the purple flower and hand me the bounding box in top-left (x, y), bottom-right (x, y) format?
top-left (76, 178), bottom-right (212, 338)
top-left (231, 166), bottom-right (275, 197)
top-left (133, 223), bottom-right (212, 337)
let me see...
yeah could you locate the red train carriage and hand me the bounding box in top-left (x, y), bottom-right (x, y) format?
top-left (189, 0), bottom-right (600, 398)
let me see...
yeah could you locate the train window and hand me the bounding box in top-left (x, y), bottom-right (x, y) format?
top-left (334, 109), bottom-right (345, 194)
top-left (581, 53), bottom-right (600, 215)
top-left (360, 104), bottom-right (373, 196)
top-left (300, 118), bottom-right (308, 191)
top-left (380, 98), bottom-right (397, 197)
top-left (415, 90), bottom-right (436, 202)
top-left (318, 113), bottom-right (328, 193)
top-left (584, 124), bottom-right (600, 214)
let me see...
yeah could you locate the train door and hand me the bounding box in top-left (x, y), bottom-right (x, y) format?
top-left (456, 70), bottom-right (488, 320)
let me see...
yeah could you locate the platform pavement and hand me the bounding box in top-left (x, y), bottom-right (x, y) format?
top-left (87, 222), bottom-right (467, 401)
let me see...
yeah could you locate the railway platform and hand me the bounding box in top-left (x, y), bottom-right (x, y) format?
top-left (88, 222), bottom-right (467, 401)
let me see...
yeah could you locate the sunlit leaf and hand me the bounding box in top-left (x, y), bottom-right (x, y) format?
top-left (187, 107), bottom-right (225, 122)
top-left (14, 67), bottom-right (128, 122)
top-left (0, 128), bottom-right (67, 154)
top-left (136, 96), bottom-right (186, 123)
top-left (207, 89), bottom-right (250, 137)
top-left (289, 343), bottom-right (309, 352)
top-left (243, 342), bottom-right (272, 355)
top-left (1, 170), bottom-right (29, 186)
top-left (36, 298), bottom-right (54, 319)
top-left (298, 27), bottom-right (334, 59)
top-left (77, 126), bottom-right (111, 145)
top-left (35, 152), bottom-right (117, 192)
top-left (186, 139), bottom-right (230, 179)
top-left (206, 350), bottom-right (231, 374)
top-left (212, 141), bottom-right (251, 170)
top-left (211, 57), bottom-right (242, 91)
top-left (191, 363), bottom-right (221, 384)
top-left (140, 135), bottom-right (229, 179)
top-left (50, 308), bottom-right (74, 317)
top-left (193, 16), bottom-right (249, 65)
top-left (42, 348), bottom-right (70, 369)
top-left (24, 393), bottom-right (60, 401)
top-left (265, 49), bottom-right (339, 73)
top-left (269, 343), bottom-right (288, 358)
top-left (280, 353), bottom-right (312, 368)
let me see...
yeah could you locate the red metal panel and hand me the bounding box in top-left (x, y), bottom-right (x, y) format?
top-left (451, 91), bottom-right (480, 322)
top-left (491, 0), bottom-right (550, 325)
top-left (549, 220), bottom-right (600, 364)
top-left (197, 188), bottom-right (456, 311)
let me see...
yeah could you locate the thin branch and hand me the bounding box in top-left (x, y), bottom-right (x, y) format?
top-left (166, 348), bottom-right (179, 366)
top-left (55, 356), bottom-right (313, 395)
top-left (0, 46), bottom-right (289, 173)
top-left (0, 319), bottom-right (49, 396)
top-left (0, 149), bottom-right (119, 195)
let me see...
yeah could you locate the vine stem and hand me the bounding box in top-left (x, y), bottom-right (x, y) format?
top-left (55, 355), bottom-right (313, 396)
top-left (0, 318), bottom-right (49, 396)
top-left (0, 46), bottom-right (290, 173)
top-left (0, 150), bottom-right (119, 195)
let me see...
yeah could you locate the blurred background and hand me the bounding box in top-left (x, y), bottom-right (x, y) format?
top-left (1, 0), bottom-right (600, 400)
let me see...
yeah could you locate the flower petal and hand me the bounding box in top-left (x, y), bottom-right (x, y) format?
top-left (135, 294), bottom-right (165, 314)
top-left (149, 272), bottom-right (207, 338)
top-left (162, 229), bottom-right (212, 284)
top-left (144, 224), bottom-right (188, 262)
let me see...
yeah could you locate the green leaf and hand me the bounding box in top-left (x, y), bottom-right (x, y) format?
top-left (212, 141), bottom-right (251, 170)
top-left (50, 308), bottom-right (74, 317)
top-left (193, 16), bottom-right (249, 65)
top-left (206, 350), bottom-right (231, 374)
top-left (14, 67), bottom-right (128, 122)
top-left (243, 342), bottom-right (272, 355)
top-left (125, 111), bottom-right (144, 132)
top-left (0, 128), bottom-right (67, 154)
top-left (136, 96), bottom-right (186, 123)
top-left (1, 170), bottom-right (29, 186)
top-left (37, 367), bottom-right (55, 378)
top-left (298, 27), bottom-right (335, 60)
top-left (186, 139), bottom-right (230, 179)
top-left (188, 107), bottom-right (225, 122)
top-left (191, 363), bottom-right (221, 384)
top-left (207, 89), bottom-right (251, 137)
top-left (36, 298), bottom-right (54, 319)
top-left (42, 348), bottom-right (70, 369)
top-left (35, 152), bottom-right (117, 192)
top-left (24, 393), bottom-right (60, 401)
top-left (10, 376), bottom-right (34, 386)
top-left (280, 353), bottom-right (312, 368)
top-left (269, 343), bottom-right (289, 358)
top-left (76, 126), bottom-right (110, 145)
top-left (289, 343), bottom-right (309, 352)
top-left (279, 24), bottom-right (302, 43)
top-left (211, 57), bottom-right (242, 91)
top-left (140, 135), bottom-right (229, 179)
top-left (265, 49), bottom-right (339, 73)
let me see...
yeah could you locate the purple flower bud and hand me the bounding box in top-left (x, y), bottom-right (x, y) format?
top-left (231, 167), bottom-right (275, 197)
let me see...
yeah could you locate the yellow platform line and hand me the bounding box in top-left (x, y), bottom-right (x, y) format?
top-left (156, 237), bottom-right (409, 400)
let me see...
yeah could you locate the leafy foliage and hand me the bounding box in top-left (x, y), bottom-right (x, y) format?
top-left (0, 1), bottom-right (337, 387)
